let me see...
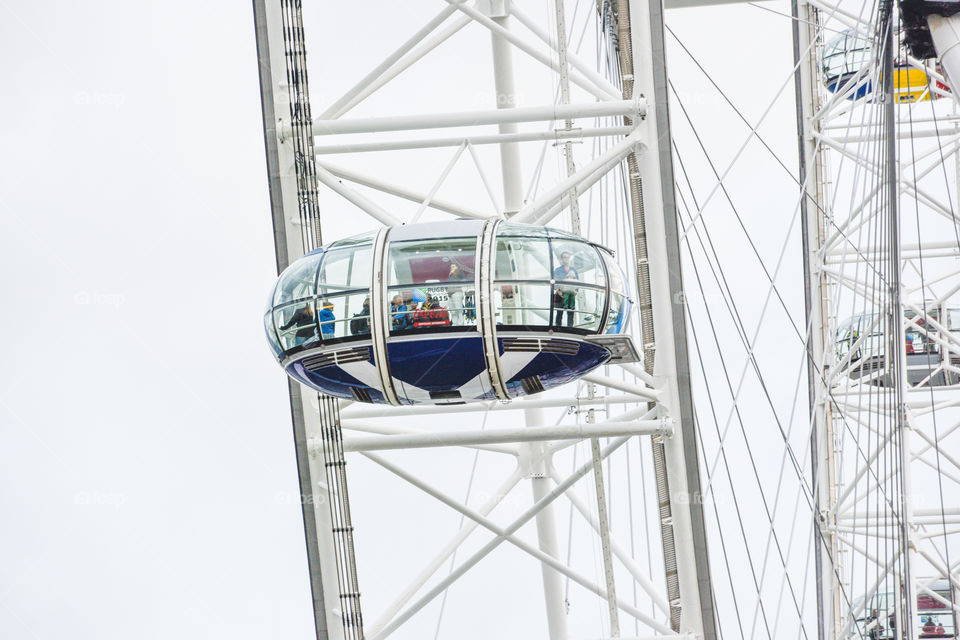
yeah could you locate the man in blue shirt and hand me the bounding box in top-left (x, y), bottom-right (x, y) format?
top-left (553, 251), bottom-right (578, 327)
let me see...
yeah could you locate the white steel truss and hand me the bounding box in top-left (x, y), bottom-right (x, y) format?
top-left (795, 1), bottom-right (960, 639)
top-left (255, 1), bottom-right (717, 639)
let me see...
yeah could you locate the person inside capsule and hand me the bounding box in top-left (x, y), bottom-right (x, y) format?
top-left (350, 297), bottom-right (371, 336)
top-left (318, 300), bottom-right (336, 339)
top-left (553, 250), bottom-right (579, 327)
top-left (390, 294), bottom-right (411, 331)
top-left (280, 303), bottom-right (318, 347)
top-left (447, 263), bottom-right (468, 325)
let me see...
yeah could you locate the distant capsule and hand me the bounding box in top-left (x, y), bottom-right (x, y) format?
top-left (264, 219), bottom-right (638, 405)
top-left (821, 29), bottom-right (949, 103)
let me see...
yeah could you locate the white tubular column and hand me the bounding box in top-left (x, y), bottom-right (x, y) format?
top-left (490, 1), bottom-right (525, 218)
top-left (488, 3), bottom-right (568, 638)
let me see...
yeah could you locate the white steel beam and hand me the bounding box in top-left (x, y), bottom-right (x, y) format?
top-left (315, 164), bottom-right (403, 226)
top-left (316, 161), bottom-right (489, 220)
top-left (339, 393), bottom-right (644, 420)
top-left (369, 436), bottom-right (635, 640)
top-left (548, 465), bottom-right (673, 618)
top-left (314, 127), bottom-right (635, 154)
top-left (318, 5), bottom-right (459, 120)
top-left (581, 372), bottom-right (662, 401)
top-left (336, 419), bottom-right (515, 455)
top-left (485, 11), bottom-right (571, 638)
top-left (366, 468), bottom-right (524, 635)
top-left (449, 0), bottom-right (622, 102)
top-left (341, 420), bottom-right (668, 452)
top-left (513, 129), bottom-right (645, 224)
top-left (313, 100), bottom-right (643, 136)
top-left (509, 2), bottom-right (625, 102)
top-left (320, 12), bottom-right (472, 121)
top-left (364, 451), bottom-right (674, 635)
top-left (409, 143), bottom-right (467, 224)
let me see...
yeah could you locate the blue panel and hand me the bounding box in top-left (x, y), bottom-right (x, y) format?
top-left (387, 337), bottom-right (488, 391)
top-left (825, 77), bottom-right (872, 100)
top-left (504, 341), bottom-right (610, 398)
top-left (286, 361), bottom-right (387, 404)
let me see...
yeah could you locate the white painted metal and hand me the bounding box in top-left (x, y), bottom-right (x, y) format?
top-left (628, 0), bottom-right (715, 634)
top-left (261, 1), bottom-right (725, 638)
top-left (368, 436), bottom-right (641, 640)
top-left (313, 126), bottom-right (635, 155)
top-left (338, 420), bottom-right (669, 452)
top-left (452, 0), bottom-right (622, 101)
top-left (514, 130), bottom-right (646, 224)
top-left (253, 3), bottom-right (350, 637)
top-left (318, 5), bottom-right (460, 120)
top-left (591, 431), bottom-right (623, 637)
top-left (339, 393), bottom-right (648, 419)
top-left (795, 2), bottom-right (960, 639)
top-left (312, 100), bottom-right (644, 136)
top-left (363, 450), bottom-right (673, 634)
top-left (792, 2), bottom-right (842, 638)
top-left (317, 161), bottom-right (490, 219)
top-left (489, 11), bottom-right (569, 636)
top-left (315, 165), bottom-right (403, 227)
top-left (553, 0), bottom-right (582, 235)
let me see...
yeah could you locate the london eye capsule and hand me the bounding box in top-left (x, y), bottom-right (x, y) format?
top-left (264, 220), bottom-right (638, 405)
top-left (822, 29), bottom-right (949, 103)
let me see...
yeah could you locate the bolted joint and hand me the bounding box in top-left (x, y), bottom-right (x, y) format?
top-left (657, 416), bottom-right (676, 438)
top-left (637, 93), bottom-right (648, 120)
top-left (634, 93), bottom-right (648, 119)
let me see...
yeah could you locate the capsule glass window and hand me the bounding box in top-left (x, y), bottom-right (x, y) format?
top-left (494, 236), bottom-right (551, 281)
top-left (317, 246), bottom-right (373, 296)
top-left (550, 240), bottom-right (604, 287)
top-left (495, 283), bottom-right (552, 329)
top-left (264, 309), bottom-right (284, 359)
top-left (388, 237), bottom-right (477, 287)
top-left (552, 285), bottom-right (604, 333)
top-left (274, 251), bottom-right (322, 306)
top-left (604, 294), bottom-right (627, 334)
top-left (274, 300), bottom-right (320, 351)
top-left (603, 251), bottom-right (626, 295)
top-left (386, 285), bottom-right (476, 333)
top-left (317, 293), bottom-right (372, 340)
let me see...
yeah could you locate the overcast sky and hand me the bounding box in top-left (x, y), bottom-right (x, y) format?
top-left (0, 2), bottom-right (820, 639)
